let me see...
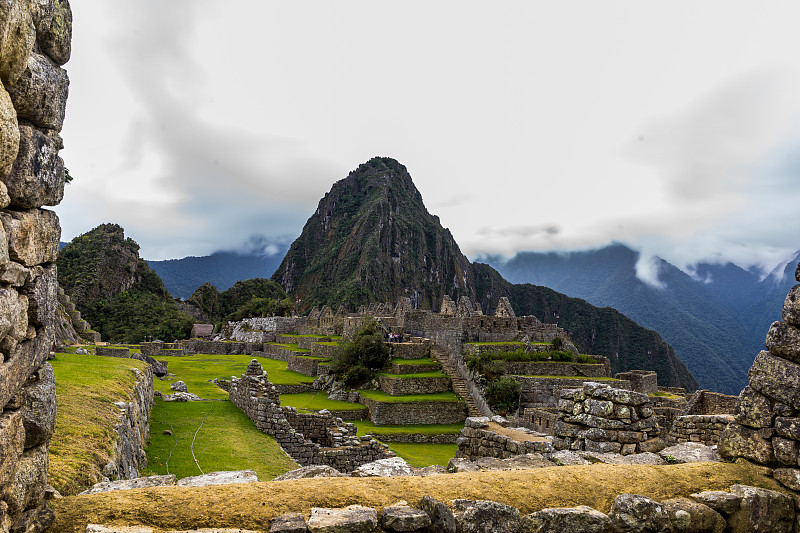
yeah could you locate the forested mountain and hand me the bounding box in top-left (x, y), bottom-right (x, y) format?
top-left (187, 278), bottom-right (292, 323)
top-left (482, 244), bottom-right (800, 394)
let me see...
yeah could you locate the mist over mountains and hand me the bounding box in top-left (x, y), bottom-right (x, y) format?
top-left (480, 244), bottom-right (800, 395)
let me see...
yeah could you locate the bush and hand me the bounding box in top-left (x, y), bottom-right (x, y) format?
top-left (330, 319), bottom-right (390, 387)
top-left (485, 377), bottom-right (521, 414)
top-left (551, 337), bottom-right (564, 351)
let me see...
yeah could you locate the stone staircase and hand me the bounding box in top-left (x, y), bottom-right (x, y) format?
top-left (431, 346), bottom-right (483, 418)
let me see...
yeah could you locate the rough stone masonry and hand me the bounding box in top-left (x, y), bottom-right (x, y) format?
top-left (0, 0), bottom-right (71, 531)
top-left (719, 263), bottom-right (800, 492)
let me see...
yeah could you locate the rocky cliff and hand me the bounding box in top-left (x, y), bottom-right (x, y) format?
top-left (272, 157), bottom-right (475, 311)
top-left (0, 0), bottom-right (72, 530)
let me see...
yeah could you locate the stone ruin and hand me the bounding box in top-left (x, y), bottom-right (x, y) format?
top-left (719, 264), bottom-right (800, 490)
top-left (229, 360), bottom-right (393, 473)
top-left (0, 0), bottom-right (71, 531)
top-left (554, 382), bottom-right (665, 455)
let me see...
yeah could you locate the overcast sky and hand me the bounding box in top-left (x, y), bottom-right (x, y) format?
top-left (56, 1), bottom-right (800, 281)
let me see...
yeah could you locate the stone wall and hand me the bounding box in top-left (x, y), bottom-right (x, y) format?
top-left (686, 389), bottom-right (738, 415)
top-left (287, 355), bottom-right (326, 377)
top-left (553, 382), bottom-right (665, 455)
top-left (229, 360), bottom-right (392, 472)
top-left (516, 376), bottom-right (631, 409)
top-left (499, 361), bottom-right (608, 378)
top-left (360, 397), bottom-right (466, 425)
top-left (456, 417), bottom-right (552, 460)
top-left (225, 317), bottom-right (304, 342)
top-left (0, 0), bottom-right (72, 530)
top-left (102, 365), bottom-right (154, 480)
top-left (389, 341), bottom-right (430, 359)
top-left (378, 375), bottom-right (451, 396)
top-left (520, 407), bottom-right (558, 435)
top-left (614, 370), bottom-right (658, 394)
top-left (309, 343), bottom-right (340, 358)
top-left (666, 414), bottom-right (733, 446)
top-left (96, 346), bottom-right (129, 358)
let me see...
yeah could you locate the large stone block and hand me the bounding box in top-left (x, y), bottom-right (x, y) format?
top-left (2, 442), bottom-right (47, 517)
top-left (747, 351), bottom-right (800, 408)
top-left (608, 493), bottom-right (670, 533)
top-left (766, 321), bottom-right (800, 364)
top-left (734, 386), bottom-right (775, 429)
top-left (38, 0), bottom-right (71, 66)
top-left (521, 506), bottom-right (612, 533)
top-left (19, 362), bottom-right (56, 448)
top-left (0, 0), bottom-right (35, 86)
top-left (27, 0), bottom-right (54, 35)
top-left (451, 499), bottom-right (520, 533)
top-left (20, 263), bottom-right (56, 328)
top-left (718, 424), bottom-right (775, 465)
top-left (0, 208), bottom-right (59, 266)
top-left (783, 285), bottom-right (800, 326)
top-left (0, 410), bottom-right (24, 490)
top-left (5, 122), bottom-right (64, 208)
top-left (7, 52), bottom-right (68, 131)
top-left (0, 286), bottom-right (28, 348)
top-left (660, 497), bottom-right (725, 533)
top-left (771, 437), bottom-right (799, 467)
top-left (774, 417), bottom-right (800, 441)
top-left (0, 83), bottom-right (19, 181)
top-left (0, 328), bottom-right (49, 409)
top-left (727, 484), bottom-right (794, 533)
top-left (307, 505), bottom-right (378, 533)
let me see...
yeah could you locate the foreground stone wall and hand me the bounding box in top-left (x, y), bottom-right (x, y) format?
top-left (720, 269), bottom-right (800, 491)
top-left (0, 0), bottom-right (72, 530)
top-left (456, 417), bottom-right (553, 460)
top-left (667, 414), bottom-right (733, 446)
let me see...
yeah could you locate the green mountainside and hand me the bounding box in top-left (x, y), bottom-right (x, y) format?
top-left (187, 278), bottom-right (292, 323)
top-left (272, 157), bottom-right (475, 311)
top-left (57, 224), bottom-right (194, 343)
top-left (272, 157), bottom-right (698, 391)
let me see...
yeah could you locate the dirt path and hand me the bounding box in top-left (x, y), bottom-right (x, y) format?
top-left (51, 461), bottom-right (778, 532)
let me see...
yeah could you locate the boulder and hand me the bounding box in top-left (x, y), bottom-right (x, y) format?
top-left (5, 122), bottom-right (64, 208)
top-left (38, 0), bottom-right (71, 65)
top-left (734, 386), bottom-right (775, 428)
top-left (129, 353), bottom-right (167, 376)
top-left (7, 52), bottom-right (68, 131)
top-left (2, 443), bottom-right (47, 516)
top-left (658, 443), bottom-right (722, 464)
top-left (451, 499), bottom-right (521, 533)
top-left (420, 496), bottom-right (455, 533)
top-left (661, 497), bottom-right (725, 533)
top-left (0, 208), bottom-right (59, 266)
top-left (446, 458), bottom-right (480, 473)
top-left (170, 380), bottom-right (188, 393)
top-left (591, 387), bottom-right (650, 406)
top-left (772, 437), bottom-right (799, 466)
top-left (688, 491), bottom-right (742, 517)
top-left (272, 465), bottom-right (346, 481)
top-left (727, 484), bottom-right (794, 533)
top-left (21, 262), bottom-right (56, 328)
top-left (0, 84), bottom-right (19, 181)
top-left (608, 494), bottom-right (670, 533)
top-left (351, 457), bottom-right (415, 477)
top-left (176, 470), bottom-right (258, 487)
top-left (578, 451), bottom-right (665, 466)
top-left (718, 424), bottom-right (775, 465)
top-left (773, 468), bottom-right (800, 492)
top-left (766, 321), bottom-right (800, 364)
top-left (19, 362), bottom-right (56, 448)
top-left (0, 0), bottom-right (35, 86)
top-left (0, 332), bottom-right (50, 412)
top-left (747, 351), bottom-right (800, 409)
top-left (549, 450), bottom-right (590, 466)
top-left (161, 392), bottom-right (201, 402)
top-left (521, 506), bottom-right (612, 533)
top-left (79, 474), bottom-right (177, 495)
top-left (773, 417), bottom-right (800, 441)
top-left (465, 417), bottom-right (490, 428)
top-left (10, 501), bottom-right (54, 533)
top-left (307, 505), bottom-right (378, 533)
top-left (417, 465), bottom-right (447, 476)
top-left (381, 505), bottom-right (431, 532)
top-left (782, 285), bottom-right (800, 326)
top-left (269, 512), bottom-right (307, 533)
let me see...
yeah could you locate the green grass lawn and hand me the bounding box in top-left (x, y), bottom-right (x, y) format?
top-left (392, 358), bottom-right (440, 366)
top-left (143, 399), bottom-right (297, 480)
top-left (354, 421), bottom-right (463, 437)
top-left (388, 443), bottom-right (458, 467)
top-left (378, 371), bottom-right (448, 379)
top-left (357, 390), bottom-right (461, 403)
top-left (152, 354), bottom-right (314, 400)
top-left (280, 391), bottom-right (367, 414)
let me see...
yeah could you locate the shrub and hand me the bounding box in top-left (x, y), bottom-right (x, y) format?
top-left (330, 319), bottom-right (390, 387)
top-left (550, 337), bottom-right (564, 351)
top-left (485, 377), bottom-right (521, 414)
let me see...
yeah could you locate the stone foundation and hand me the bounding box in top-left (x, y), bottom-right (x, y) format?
top-left (666, 414), bottom-right (733, 446)
top-left (615, 370), bottom-right (658, 394)
top-left (360, 397), bottom-right (466, 425)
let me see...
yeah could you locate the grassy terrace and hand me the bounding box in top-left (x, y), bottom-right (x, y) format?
top-left (266, 343), bottom-right (311, 353)
top-left (144, 399), bottom-right (296, 480)
top-left (354, 421), bottom-right (463, 437)
top-left (392, 357), bottom-right (439, 366)
top-left (357, 390), bottom-right (461, 403)
top-left (390, 443), bottom-right (458, 467)
top-left (152, 354), bottom-right (314, 400)
top-left (280, 391), bottom-right (366, 413)
top-left (49, 352), bottom-right (150, 495)
top-left (378, 371), bottom-right (449, 379)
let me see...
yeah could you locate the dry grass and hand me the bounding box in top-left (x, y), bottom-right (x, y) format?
top-left (51, 460), bottom-right (780, 532)
top-left (49, 353), bottom-right (150, 495)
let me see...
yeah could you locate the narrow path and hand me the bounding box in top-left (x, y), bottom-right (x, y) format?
top-left (431, 345), bottom-right (483, 417)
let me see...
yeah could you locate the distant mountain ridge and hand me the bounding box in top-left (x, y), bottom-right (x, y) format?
top-left (482, 244), bottom-right (800, 395)
top-left (270, 156), bottom-right (698, 391)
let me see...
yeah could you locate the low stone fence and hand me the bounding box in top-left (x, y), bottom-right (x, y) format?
top-left (229, 360), bottom-right (392, 472)
top-left (273, 384), bottom-right (315, 395)
top-left (360, 397), bottom-right (467, 425)
top-left (614, 370), bottom-right (658, 394)
top-left (378, 375), bottom-right (451, 396)
top-left (554, 382), bottom-right (664, 455)
top-left (96, 347), bottom-right (130, 358)
top-left (365, 432), bottom-right (459, 444)
top-left (103, 365), bottom-right (154, 481)
top-left (499, 361), bottom-right (608, 378)
top-left (185, 340), bottom-right (248, 355)
top-left (666, 414), bottom-right (734, 446)
top-left (390, 342), bottom-right (430, 359)
top-left (456, 418), bottom-right (552, 460)
top-left (519, 407), bottom-right (558, 435)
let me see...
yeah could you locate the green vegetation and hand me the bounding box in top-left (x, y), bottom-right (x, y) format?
top-left (388, 443), bottom-right (458, 468)
top-left (378, 371), bottom-right (448, 379)
top-left (330, 320), bottom-right (390, 386)
top-left (354, 421), bottom-right (463, 436)
top-left (152, 354), bottom-right (314, 400)
top-left (280, 391), bottom-right (366, 415)
top-left (49, 352), bottom-right (150, 495)
top-left (484, 376), bottom-right (521, 414)
top-left (143, 399), bottom-right (297, 480)
top-left (392, 357), bottom-right (439, 366)
top-left (357, 390), bottom-right (461, 403)
top-left (188, 278), bottom-right (293, 324)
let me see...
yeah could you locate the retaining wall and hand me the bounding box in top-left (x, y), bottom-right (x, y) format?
top-left (666, 414), bottom-right (734, 446)
top-left (456, 419), bottom-right (553, 460)
top-left (499, 361), bottom-right (608, 378)
top-left (360, 398), bottom-right (467, 425)
top-left (378, 375), bottom-right (451, 396)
